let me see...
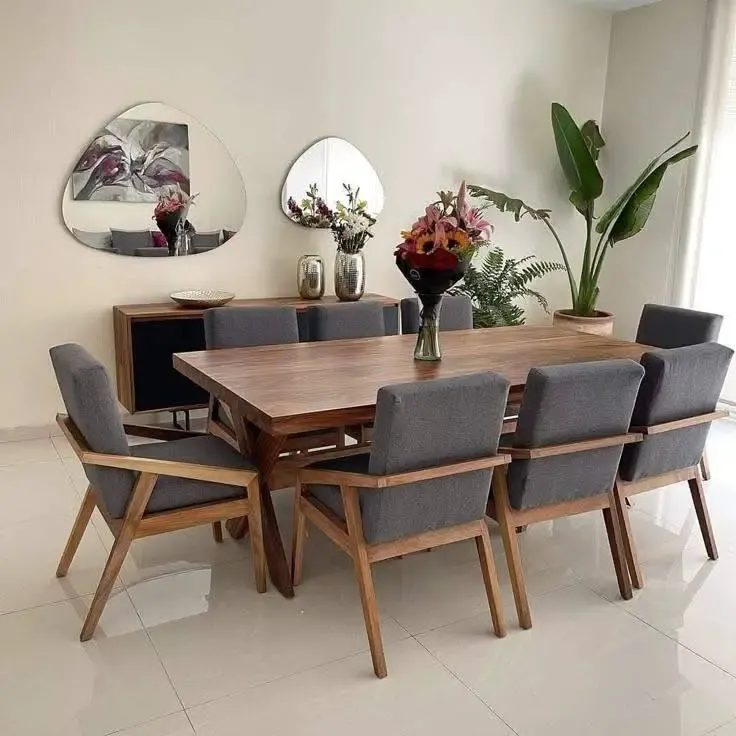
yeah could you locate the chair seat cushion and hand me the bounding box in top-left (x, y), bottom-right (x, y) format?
top-left (132, 435), bottom-right (256, 515)
top-left (305, 453), bottom-right (372, 520)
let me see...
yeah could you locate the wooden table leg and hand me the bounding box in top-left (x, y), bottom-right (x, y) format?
top-left (226, 412), bottom-right (294, 598)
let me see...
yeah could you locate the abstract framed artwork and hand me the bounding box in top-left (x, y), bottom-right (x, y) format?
top-left (71, 118), bottom-right (190, 202)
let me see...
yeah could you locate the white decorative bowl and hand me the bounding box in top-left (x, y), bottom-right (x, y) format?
top-left (170, 289), bottom-right (236, 308)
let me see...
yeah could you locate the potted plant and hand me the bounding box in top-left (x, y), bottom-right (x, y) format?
top-left (451, 246), bottom-right (564, 327)
top-left (469, 103), bottom-right (697, 335)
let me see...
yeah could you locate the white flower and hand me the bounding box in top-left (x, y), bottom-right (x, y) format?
top-left (340, 211), bottom-right (372, 236)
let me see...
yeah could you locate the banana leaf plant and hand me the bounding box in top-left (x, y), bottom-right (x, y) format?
top-left (468, 103), bottom-right (698, 317)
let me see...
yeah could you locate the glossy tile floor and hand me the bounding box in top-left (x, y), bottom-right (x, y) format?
top-left (3, 425), bottom-right (736, 735)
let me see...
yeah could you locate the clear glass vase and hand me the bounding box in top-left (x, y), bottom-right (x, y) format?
top-left (414, 293), bottom-right (443, 361)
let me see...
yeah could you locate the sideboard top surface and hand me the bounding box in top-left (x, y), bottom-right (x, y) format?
top-left (114, 293), bottom-right (399, 319)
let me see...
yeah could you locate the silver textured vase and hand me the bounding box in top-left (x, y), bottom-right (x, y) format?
top-left (296, 255), bottom-right (325, 299)
top-left (334, 251), bottom-right (365, 302)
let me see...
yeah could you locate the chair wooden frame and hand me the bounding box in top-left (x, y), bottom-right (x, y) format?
top-left (55, 413), bottom-right (266, 641)
top-left (612, 409), bottom-right (729, 589)
top-left (487, 432), bottom-right (644, 630)
top-left (292, 453), bottom-right (512, 678)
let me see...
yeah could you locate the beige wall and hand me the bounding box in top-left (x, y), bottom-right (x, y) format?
top-left (0, 0), bottom-right (612, 430)
top-left (597, 0), bottom-right (709, 338)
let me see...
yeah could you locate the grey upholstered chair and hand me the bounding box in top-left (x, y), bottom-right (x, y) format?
top-left (636, 303), bottom-right (723, 349)
top-left (50, 344), bottom-right (265, 641)
top-left (292, 373), bottom-right (511, 678)
top-left (489, 359), bottom-right (645, 629)
top-left (614, 343), bottom-right (733, 588)
top-left (308, 301), bottom-right (386, 341)
top-left (400, 294), bottom-right (473, 334)
top-left (635, 303), bottom-right (724, 480)
top-left (203, 306), bottom-right (340, 452)
top-left (204, 305), bottom-right (300, 349)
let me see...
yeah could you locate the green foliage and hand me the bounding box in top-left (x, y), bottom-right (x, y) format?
top-left (469, 104), bottom-right (697, 317)
top-left (451, 246), bottom-right (565, 328)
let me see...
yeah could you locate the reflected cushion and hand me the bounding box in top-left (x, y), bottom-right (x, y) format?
top-left (111, 229), bottom-right (153, 255)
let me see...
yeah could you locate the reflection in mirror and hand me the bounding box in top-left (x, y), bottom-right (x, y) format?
top-left (281, 138), bottom-right (384, 227)
top-left (62, 102), bottom-right (245, 257)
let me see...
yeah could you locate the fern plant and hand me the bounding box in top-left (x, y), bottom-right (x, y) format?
top-left (451, 246), bottom-right (564, 327)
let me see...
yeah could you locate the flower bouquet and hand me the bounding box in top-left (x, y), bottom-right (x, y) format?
top-left (154, 185), bottom-right (198, 256)
top-left (396, 182), bottom-right (492, 360)
top-left (288, 183), bottom-right (377, 300)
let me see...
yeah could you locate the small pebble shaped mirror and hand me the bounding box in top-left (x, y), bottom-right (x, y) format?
top-left (62, 102), bottom-right (246, 257)
top-left (281, 137), bottom-right (384, 226)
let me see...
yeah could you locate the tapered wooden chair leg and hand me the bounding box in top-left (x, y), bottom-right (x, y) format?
top-left (689, 471), bottom-right (718, 560)
top-left (247, 479), bottom-right (267, 593)
top-left (57, 486), bottom-right (96, 578)
top-left (476, 523), bottom-right (507, 638)
top-left (492, 471), bottom-right (532, 629)
top-left (611, 481), bottom-right (643, 589)
top-left (700, 452), bottom-right (711, 482)
top-left (212, 521), bottom-right (223, 543)
top-left (291, 481), bottom-right (307, 586)
top-left (602, 504), bottom-right (632, 601)
top-left (80, 474), bottom-right (157, 641)
top-left (342, 485), bottom-right (387, 678)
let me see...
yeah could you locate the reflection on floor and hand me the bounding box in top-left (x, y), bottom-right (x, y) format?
top-left (2, 424), bottom-right (736, 735)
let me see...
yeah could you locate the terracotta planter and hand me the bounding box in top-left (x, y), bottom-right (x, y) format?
top-left (553, 309), bottom-right (614, 336)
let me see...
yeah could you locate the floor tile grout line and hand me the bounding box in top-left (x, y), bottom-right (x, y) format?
top-left (411, 634), bottom-right (520, 736)
top-left (124, 586), bottom-right (193, 727)
top-left (703, 716), bottom-right (736, 735)
top-left (579, 579), bottom-right (736, 682)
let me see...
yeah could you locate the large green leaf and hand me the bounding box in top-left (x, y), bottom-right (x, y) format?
top-left (596, 132), bottom-right (692, 236)
top-left (609, 145), bottom-right (698, 244)
top-left (581, 120), bottom-right (605, 161)
top-left (551, 103), bottom-right (603, 204)
top-left (466, 186), bottom-right (551, 221)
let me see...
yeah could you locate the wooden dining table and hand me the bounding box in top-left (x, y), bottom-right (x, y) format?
top-left (173, 324), bottom-right (647, 598)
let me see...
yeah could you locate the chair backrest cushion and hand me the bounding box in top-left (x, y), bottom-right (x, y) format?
top-left (309, 302), bottom-right (385, 341)
top-left (204, 306), bottom-right (299, 349)
top-left (508, 360), bottom-right (644, 511)
top-left (49, 344), bottom-right (134, 518)
top-left (361, 373), bottom-right (509, 544)
top-left (400, 294), bottom-right (473, 334)
top-left (636, 304), bottom-right (723, 349)
top-left (620, 343), bottom-right (733, 482)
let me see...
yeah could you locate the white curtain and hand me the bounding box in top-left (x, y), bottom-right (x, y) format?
top-left (678, 0), bottom-right (736, 400)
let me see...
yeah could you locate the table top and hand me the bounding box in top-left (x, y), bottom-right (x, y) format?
top-left (114, 293), bottom-right (399, 319)
top-left (174, 325), bottom-right (647, 435)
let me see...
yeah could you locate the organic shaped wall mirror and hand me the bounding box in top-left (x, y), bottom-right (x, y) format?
top-left (281, 137), bottom-right (384, 227)
top-left (62, 102), bottom-right (246, 257)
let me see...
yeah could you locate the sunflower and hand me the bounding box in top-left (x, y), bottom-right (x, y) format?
top-left (445, 229), bottom-right (470, 251)
top-left (415, 233), bottom-right (436, 254)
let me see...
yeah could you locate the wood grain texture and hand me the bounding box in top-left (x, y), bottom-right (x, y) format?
top-left (689, 471), bottom-right (718, 561)
top-left (115, 293), bottom-right (398, 320)
top-left (174, 326), bottom-right (647, 435)
top-left (632, 410), bottom-right (729, 436)
top-left (299, 454), bottom-right (510, 489)
top-left (499, 433), bottom-right (642, 460)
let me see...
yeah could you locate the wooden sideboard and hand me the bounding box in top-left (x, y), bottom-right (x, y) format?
top-left (113, 294), bottom-right (400, 415)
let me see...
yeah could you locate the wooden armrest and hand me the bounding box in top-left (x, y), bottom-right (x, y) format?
top-left (57, 414), bottom-right (255, 487)
top-left (631, 410), bottom-right (729, 436)
top-left (299, 454), bottom-right (511, 489)
top-left (81, 451), bottom-right (257, 486)
top-left (498, 432), bottom-right (643, 460)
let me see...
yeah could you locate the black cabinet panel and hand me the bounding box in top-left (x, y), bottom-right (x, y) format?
top-left (131, 319), bottom-right (209, 411)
